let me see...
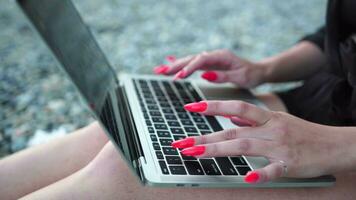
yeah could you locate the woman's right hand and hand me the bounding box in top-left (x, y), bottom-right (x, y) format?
top-left (154, 49), bottom-right (267, 89)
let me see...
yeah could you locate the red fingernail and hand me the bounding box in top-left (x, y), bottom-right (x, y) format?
top-left (184, 101), bottom-right (207, 112)
top-left (171, 137), bottom-right (195, 148)
top-left (166, 55), bottom-right (176, 63)
top-left (153, 65), bottom-right (169, 74)
top-left (244, 171), bottom-right (259, 183)
top-left (173, 70), bottom-right (186, 80)
top-left (181, 146), bottom-right (205, 156)
top-left (201, 71), bottom-right (218, 81)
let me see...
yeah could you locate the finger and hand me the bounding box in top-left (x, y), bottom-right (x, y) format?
top-left (177, 50), bottom-right (233, 79)
top-left (244, 162), bottom-right (285, 184)
top-left (164, 55), bottom-right (195, 75)
top-left (196, 127), bottom-right (272, 144)
top-left (201, 69), bottom-right (249, 85)
top-left (184, 100), bottom-right (271, 126)
top-left (181, 138), bottom-right (275, 158)
top-left (230, 116), bottom-right (256, 127)
top-left (171, 127), bottom-right (272, 149)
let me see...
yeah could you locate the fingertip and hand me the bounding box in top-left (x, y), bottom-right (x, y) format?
top-left (201, 71), bottom-right (218, 81)
top-left (244, 171), bottom-right (261, 184)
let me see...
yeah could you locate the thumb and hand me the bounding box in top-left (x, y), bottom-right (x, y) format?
top-left (244, 161), bottom-right (286, 184)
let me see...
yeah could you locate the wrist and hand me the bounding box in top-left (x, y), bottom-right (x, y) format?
top-left (325, 126), bottom-right (356, 174)
top-left (255, 56), bottom-right (280, 83)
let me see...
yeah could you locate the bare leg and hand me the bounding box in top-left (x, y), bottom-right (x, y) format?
top-left (0, 122), bottom-right (108, 200)
top-left (21, 141), bottom-right (355, 200)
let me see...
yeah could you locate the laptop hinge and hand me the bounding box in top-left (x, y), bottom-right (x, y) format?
top-left (115, 85), bottom-right (146, 181)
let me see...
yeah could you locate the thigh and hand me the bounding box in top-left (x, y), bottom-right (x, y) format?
top-left (0, 122), bottom-right (108, 200)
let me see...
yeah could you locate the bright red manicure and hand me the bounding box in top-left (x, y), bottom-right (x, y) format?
top-left (184, 102), bottom-right (207, 112)
top-left (171, 137), bottom-right (195, 149)
top-left (166, 55), bottom-right (176, 63)
top-left (153, 65), bottom-right (169, 74)
top-left (173, 70), bottom-right (186, 80)
top-left (244, 171), bottom-right (260, 183)
top-left (201, 71), bottom-right (218, 81)
top-left (181, 146), bottom-right (205, 156)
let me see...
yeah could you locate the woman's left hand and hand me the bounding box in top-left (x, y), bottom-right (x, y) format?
top-left (171, 100), bottom-right (349, 184)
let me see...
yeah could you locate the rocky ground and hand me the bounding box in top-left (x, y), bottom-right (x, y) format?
top-left (0, 0), bottom-right (325, 157)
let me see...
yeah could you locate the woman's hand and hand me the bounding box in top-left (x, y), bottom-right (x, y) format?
top-left (154, 49), bottom-right (267, 88)
top-left (171, 100), bottom-right (350, 184)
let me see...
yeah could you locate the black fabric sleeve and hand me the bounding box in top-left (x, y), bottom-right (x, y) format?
top-left (299, 26), bottom-right (326, 51)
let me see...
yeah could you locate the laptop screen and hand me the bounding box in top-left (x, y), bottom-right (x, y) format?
top-left (17, 0), bottom-right (118, 115)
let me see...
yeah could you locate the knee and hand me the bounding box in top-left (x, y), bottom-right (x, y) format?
top-left (81, 121), bottom-right (109, 146)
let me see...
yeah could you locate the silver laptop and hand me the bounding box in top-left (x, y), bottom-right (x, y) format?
top-left (17, 0), bottom-right (335, 187)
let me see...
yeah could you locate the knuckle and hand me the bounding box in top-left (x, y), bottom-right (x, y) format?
top-left (199, 135), bottom-right (208, 144)
top-left (222, 129), bottom-right (239, 140)
top-left (208, 143), bottom-right (219, 155)
top-left (233, 101), bottom-right (249, 116)
top-left (235, 138), bottom-right (251, 153)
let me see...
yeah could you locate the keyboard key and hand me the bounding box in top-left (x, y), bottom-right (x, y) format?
top-left (143, 112), bottom-right (149, 119)
top-left (187, 134), bottom-right (199, 137)
top-left (157, 131), bottom-right (170, 138)
top-left (160, 102), bottom-right (170, 107)
top-left (184, 127), bottom-right (198, 133)
top-left (215, 157), bottom-right (238, 175)
top-left (190, 112), bottom-right (201, 117)
top-left (166, 156), bottom-right (182, 164)
top-left (181, 119), bottom-right (193, 126)
top-left (199, 159), bottom-right (221, 175)
top-left (147, 127), bottom-right (155, 133)
top-left (181, 153), bottom-right (197, 160)
top-left (172, 101), bottom-right (183, 107)
top-left (150, 111), bottom-right (162, 116)
top-left (153, 143), bottom-right (161, 150)
top-left (162, 147), bottom-right (178, 155)
top-left (145, 99), bottom-right (156, 104)
top-left (200, 131), bottom-right (212, 135)
top-left (156, 151), bottom-right (164, 159)
top-left (230, 157), bottom-right (248, 166)
top-left (168, 121), bottom-right (180, 127)
top-left (157, 97), bottom-right (168, 102)
top-left (197, 124), bottom-right (209, 130)
top-left (169, 166), bottom-right (187, 175)
top-left (152, 117), bottom-right (164, 123)
top-left (175, 107), bottom-right (186, 113)
top-left (236, 166), bottom-right (251, 175)
top-left (145, 120), bottom-right (152, 126)
top-left (154, 124), bottom-right (168, 130)
top-left (165, 115), bottom-right (177, 120)
top-left (159, 161), bottom-right (170, 174)
top-left (162, 108), bottom-right (174, 114)
top-left (160, 138), bottom-right (173, 146)
top-left (171, 128), bottom-right (184, 134)
top-left (206, 116), bottom-right (223, 132)
top-left (173, 135), bottom-right (185, 141)
top-left (193, 117), bottom-right (204, 123)
top-left (148, 105), bottom-right (159, 110)
top-left (150, 135), bottom-right (157, 141)
top-left (178, 113), bottom-right (189, 119)
top-left (184, 161), bottom-right (204, 175)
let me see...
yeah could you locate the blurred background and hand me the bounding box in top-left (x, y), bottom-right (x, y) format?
top-left (0, 0), bottom-right (326, 157)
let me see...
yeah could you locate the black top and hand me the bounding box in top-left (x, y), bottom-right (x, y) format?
top-left (298, 0), bottom-right (356, 125)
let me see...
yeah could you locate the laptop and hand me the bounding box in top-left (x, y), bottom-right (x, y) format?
top-left (17, 0), bottom-right (335, 187)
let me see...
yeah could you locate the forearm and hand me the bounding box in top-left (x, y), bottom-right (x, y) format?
top-left (259, 41), bottom-right (327, 82)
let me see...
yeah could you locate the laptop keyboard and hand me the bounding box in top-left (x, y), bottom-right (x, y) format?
top-left (133, 79), bottom-right (252, 176)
